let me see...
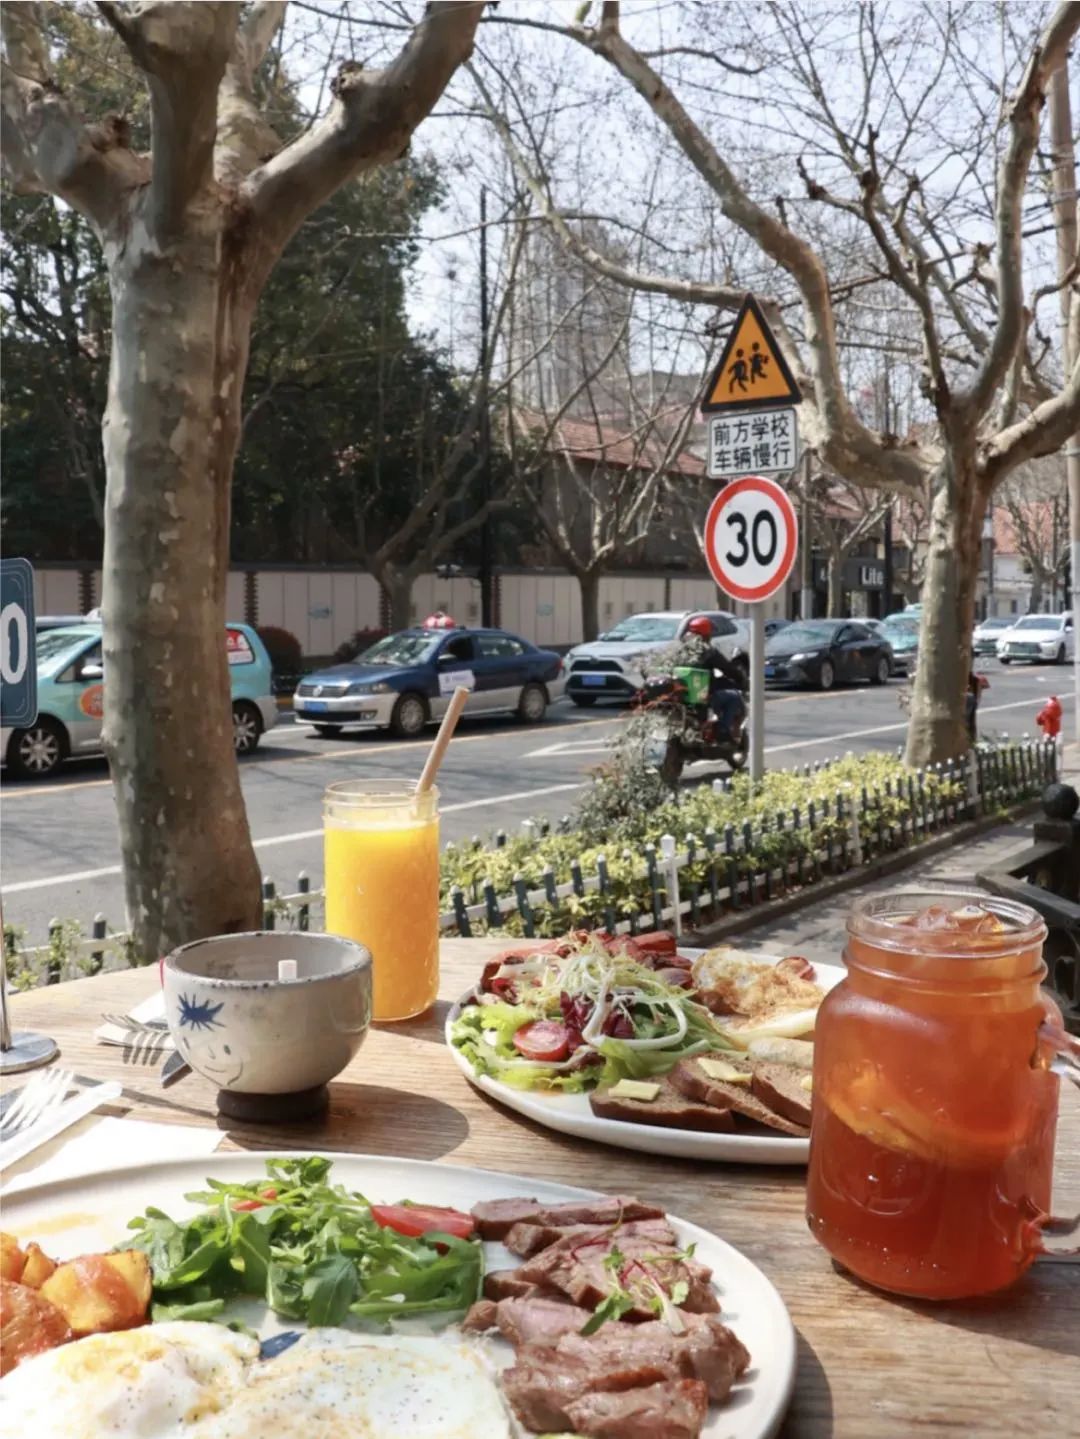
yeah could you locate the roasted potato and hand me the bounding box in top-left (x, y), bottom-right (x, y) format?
top-left (20, 1243), bottom-right (57, 1289)
top-left (39, 1251), bottom-right (151, 1336)
top-left (0, 1233), bottom-right (26, 1284)
top-left (0, 1278), bottom-right (73, 1375)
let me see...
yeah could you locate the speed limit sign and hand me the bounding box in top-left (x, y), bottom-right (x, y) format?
top-left (703, 475), bottom-right (798, 603)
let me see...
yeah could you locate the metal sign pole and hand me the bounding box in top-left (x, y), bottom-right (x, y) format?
top-left (750, 605), bottom-right (765, 782)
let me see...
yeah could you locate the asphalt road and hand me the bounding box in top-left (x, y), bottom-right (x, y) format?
top-left (2, 663), bottom-right (1072, 943)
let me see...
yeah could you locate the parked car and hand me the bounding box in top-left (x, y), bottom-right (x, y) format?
top-left (764, 618), bottom-right (894, 690)
top-left (2, 622), bottom-right (277, 779)
top-left (764, 618), bottom-right (791, 638)
top-left (293, 626), bottom-right (565, 737)
top-left (564, 610), bottom-right (749, 707)
top-left (997, 612), bottom-right (1075, 665)
top-left (972, 615), bottom-right (1013, 657)
top-left (880, 613), bottom-right (920, 675)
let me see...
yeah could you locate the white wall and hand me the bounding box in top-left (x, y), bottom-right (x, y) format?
top-left (33, 569), bottom-right (82, 616)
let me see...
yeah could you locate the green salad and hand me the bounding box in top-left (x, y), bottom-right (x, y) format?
top-left (451, 938), bottom-right (733, 1092)
top-left (124, 1156), bottom-right (483, 1327)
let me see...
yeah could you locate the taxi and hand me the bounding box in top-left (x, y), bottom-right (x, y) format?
top-left (2, 621), bottom-right (277, 779)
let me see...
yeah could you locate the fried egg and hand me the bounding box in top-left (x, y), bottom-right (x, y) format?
top-left (0, 1321), bottom-right (515, 1439)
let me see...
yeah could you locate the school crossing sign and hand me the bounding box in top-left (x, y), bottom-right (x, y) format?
top-left (702, 293), bottom-right (802, 480)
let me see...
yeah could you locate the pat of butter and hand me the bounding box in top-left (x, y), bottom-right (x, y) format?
top-left (608, 1079), bottom-right (661, 1102)
top-left (699, 1058), bottom-right (751, 1084)
top-left (799, 1075), bottom-right (814, 1092)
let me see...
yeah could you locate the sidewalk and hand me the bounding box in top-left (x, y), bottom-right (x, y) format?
top-left (728, 739), bottom-right (1079, 969)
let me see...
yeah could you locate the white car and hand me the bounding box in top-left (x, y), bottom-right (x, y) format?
top-left (972, 615), bottom-right (1013, 658)
top-left (997, 612), bottom-right (1075, 665)
top-left (564, 610), bottom-right (750, 707)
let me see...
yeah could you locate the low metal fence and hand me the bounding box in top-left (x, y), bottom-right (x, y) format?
top-left (3, 738), bottom-right (1059, 986)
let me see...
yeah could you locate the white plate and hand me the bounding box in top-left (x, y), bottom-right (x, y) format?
top-left (447, 952), bottom-right (845, 1165)
top-left (3, 1151), bottom-right (795, 1439)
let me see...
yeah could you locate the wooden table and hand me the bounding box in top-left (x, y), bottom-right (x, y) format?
top-left (7, 940), bottom-right (1079, 1438)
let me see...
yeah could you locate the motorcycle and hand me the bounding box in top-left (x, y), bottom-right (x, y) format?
top-left (637, 666), bottom-right (749, 785)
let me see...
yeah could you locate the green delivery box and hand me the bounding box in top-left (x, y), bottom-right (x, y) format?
top-left (673, 666), bottom-right (710, 705)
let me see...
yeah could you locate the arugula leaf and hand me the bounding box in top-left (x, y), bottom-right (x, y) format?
top-left (151, 1297), bottom-right (227, 1323)
top-left (302, 1255), bottom-right (360, 1326)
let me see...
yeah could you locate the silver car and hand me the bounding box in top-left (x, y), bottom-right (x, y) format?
top-left (564, 610), bottom-right (749, 707)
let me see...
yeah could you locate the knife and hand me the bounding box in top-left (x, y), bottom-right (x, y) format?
top-left (0, 1081), bottom-right (124, 1171)
top-left (160, 1050), bottom-right (191, 1088)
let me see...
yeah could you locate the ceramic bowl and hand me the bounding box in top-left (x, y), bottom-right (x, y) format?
top-left (162, 932), bottom-right (372, 1110)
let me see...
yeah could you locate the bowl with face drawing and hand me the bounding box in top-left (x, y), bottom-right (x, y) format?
top-left (162, 932), bottom-right (372, 1114)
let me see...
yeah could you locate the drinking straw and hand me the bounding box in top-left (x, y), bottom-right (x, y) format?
top-left (418, 686), bottom-right (470, 794)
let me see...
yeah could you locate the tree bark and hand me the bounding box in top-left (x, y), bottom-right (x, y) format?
top-left (826, 555), bottom-right (844, 617)
top-left (384, 569), bottom-right (415, 631)
top-left (904, 456), bottom-right (981, 767)
top-left (579, 570), bottom-right (601, 642)
top-left (100, 193), bottom-right (261, 958)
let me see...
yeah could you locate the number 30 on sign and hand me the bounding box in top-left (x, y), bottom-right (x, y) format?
top-left (703, 475), bottom-right (798, 603)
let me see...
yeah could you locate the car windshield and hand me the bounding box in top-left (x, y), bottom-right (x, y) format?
top-left (774, 623), bottom-right (837, 647)
top-left (358, 632), bottom-right (440, 666)
top-left (883, 619), bottom-right (918, 639)
top-left (34, 629), bottom-right (97, 667)
top-left (978, 617), bottom-right (1009, 629)
top-left (1013, 616), bottom-right (1060, 631)
top-left (598, 616), bottom-right (681, 642)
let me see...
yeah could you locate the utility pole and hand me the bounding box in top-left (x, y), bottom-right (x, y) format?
top-left (1049, 63), bottom-right (1080, 744)
top-left (799, 448), bottom-right (814, 620)
top-left (478, 186), bottom-right (494, 627)
top-left (880, 362), bottom-right (894, 617)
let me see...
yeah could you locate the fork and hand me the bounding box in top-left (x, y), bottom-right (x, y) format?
top-left (0, 1067), bottom-right (73, 1142)
top-left (101, 1012), bottom-right (169, 1034)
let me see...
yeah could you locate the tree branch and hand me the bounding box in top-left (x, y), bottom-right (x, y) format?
top-left (97, 1), bottom-right (240, 241)
top-left (962, 1), bottom-right (1080, 419)
top-left (980, 354), bottom-right (1080, 483)
top-left (1, 4), bottom-right (147, 232)
top-left (216, 0), bottom-right (286, 185)
top-left (243, 2), bottom-right (483, 259)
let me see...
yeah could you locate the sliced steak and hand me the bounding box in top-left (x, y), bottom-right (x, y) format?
top-left (492, 1295), bottom-right (593, 1347)
top-left (751, 1061), bottom-right (813, 1128)
top-left (566, 1379), bottom-right (710, 1439)
top-left (670, 1056), bottom-right (810, 1138)
top-left (555, 1314), bottom-right (749, 1402)
top-left (471, 1195), bottom-right (664, 1240)
top-left (501, 1347), bottom-right (673, 1432)
top-left (590, 1076), bottom-right (736, 1132)
top-left (518, 1231), bottom-right (717, 1318)
top-left (460, 1299), bottom-right (497, 1332)
top-left (483, 1268), bottom-right (541, 1301)
top-left (505, 1215), bottom-right (676, 1259)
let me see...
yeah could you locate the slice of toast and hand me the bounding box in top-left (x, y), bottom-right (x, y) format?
top-left (670, 1055), bottom-right (810, 1137)
top-left (589, 1076), bottom-right (735, 1132)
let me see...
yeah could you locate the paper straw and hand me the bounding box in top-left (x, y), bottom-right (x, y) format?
top-left (278, 959), bottom-right (298, 981)
top-left (418, 686), bottom-right (470, 794)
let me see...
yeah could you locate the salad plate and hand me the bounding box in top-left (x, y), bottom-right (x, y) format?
top-left (447, 950), bottom-right (845, 1165)
top-left (2, 1150), bottom-right (797, 1439)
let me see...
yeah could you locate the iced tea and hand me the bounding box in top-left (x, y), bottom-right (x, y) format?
top-left (806, 893), bottom-right (1061, 1299)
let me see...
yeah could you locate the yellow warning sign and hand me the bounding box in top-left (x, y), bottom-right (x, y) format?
top-left (701, 293), bottom-right (802, 412)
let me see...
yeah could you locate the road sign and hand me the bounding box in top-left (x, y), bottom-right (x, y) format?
top-left (707, 405), bottom-right (800, 479)
top-left (703, 476), bottom-right (798, 603)
top-left (702, 293), bottom-right (802, 413)
top-left (0, 558), bottom-right (37, 728)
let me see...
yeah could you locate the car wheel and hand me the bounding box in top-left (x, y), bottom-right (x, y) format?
top-left (1055, 644), bottom-right (1066, 665)
top-left (818, 659), bottom-right (835, 691)
top-left (233, 701), bottom-right (262, 755)
top-left (570, 694), bottom-right (597, 708)
top-left (1000, 657), bottom-right (1011, 666)
top-left (313, 724), bottom-right (343, 737)
top-left (517, 682), bottom-right (547, 723)
top-left (872, 655), bottom-right (890, 685)
top-left (7, 719), bottom-right (68, 779)
top-left (390, 692), bottom-right (428, 738)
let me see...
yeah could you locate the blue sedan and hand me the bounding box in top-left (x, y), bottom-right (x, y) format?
top-left (293, 627), bottom-right (566, 737)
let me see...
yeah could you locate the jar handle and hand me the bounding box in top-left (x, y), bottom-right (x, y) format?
top-left (1028, 1020), bottom-right (1080, 1260)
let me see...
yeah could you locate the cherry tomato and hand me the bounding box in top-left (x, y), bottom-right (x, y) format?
top-left (233, 1186), bottom-right (277, 1211)
top-left (513, 1019), bottom-right (573, 1062)
top-left (370, 1203), bottom-right (476, 1240)
top-left (633, 931), bottom-right (678, 956)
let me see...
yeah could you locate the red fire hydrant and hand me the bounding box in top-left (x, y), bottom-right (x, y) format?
top-left (1036, 695), bottom-right (1062, 739)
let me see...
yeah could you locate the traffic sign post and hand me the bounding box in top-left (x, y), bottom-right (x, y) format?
top-left (702, 477), bottom-right (799, 782)
top-left (0, 558), bottom-right (58, 1075)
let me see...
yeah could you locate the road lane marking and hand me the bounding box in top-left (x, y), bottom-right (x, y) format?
top-left (0, 783), bottom-right (586, 893)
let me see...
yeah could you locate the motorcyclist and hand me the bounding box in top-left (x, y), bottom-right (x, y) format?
top-left (684, 616), bottom-right (747, 742)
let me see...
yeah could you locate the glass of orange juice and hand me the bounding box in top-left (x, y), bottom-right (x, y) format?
top-left (323, 780), bottom-right (439, 1021)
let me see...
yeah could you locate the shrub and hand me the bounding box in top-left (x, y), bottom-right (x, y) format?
top-left (333, 627), bottom-right (386, 664)
top-left (257, 625), bottom-right (303, 674)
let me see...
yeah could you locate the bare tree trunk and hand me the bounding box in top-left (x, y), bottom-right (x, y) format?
top-left (384, 569), bottom-right (415, 631)
top-left (101, 198), bottom-right (261, 958)
top-left (826, 555), bottom-right (844, 617)
top-left (905, 457), bottom-right (980, 766)
top-left (579, 570), bottom-right (601, 641)
top-left (1029, 572), bottom-right (1044, 610)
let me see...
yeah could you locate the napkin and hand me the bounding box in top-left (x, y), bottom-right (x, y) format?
top-left (2, 1115), bottom-right (223, 1194)
top-left (93, 989), bottom-right (174, 1050)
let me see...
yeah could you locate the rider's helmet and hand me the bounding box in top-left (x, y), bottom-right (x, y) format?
top-left (686, 615), bottom-right (713, 639)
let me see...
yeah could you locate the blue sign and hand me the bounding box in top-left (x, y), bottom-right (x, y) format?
top-left (0, 559), bottom-right (37, 727)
